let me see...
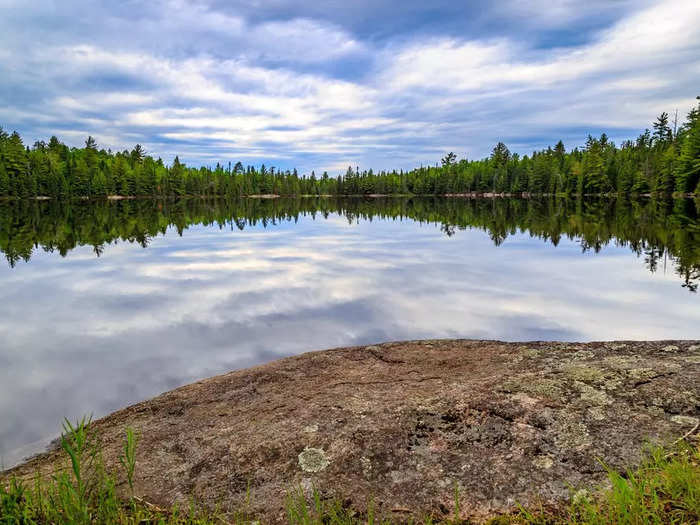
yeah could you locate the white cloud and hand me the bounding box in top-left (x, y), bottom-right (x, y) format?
top-left (250, 18), bottom-right (364, 63)
top-left (502, 0), bottom-right (649, 27)
top-left (0, 0), bottom-right (698, 170)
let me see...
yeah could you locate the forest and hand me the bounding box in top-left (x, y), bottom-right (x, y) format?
top-left (0, 103), bottom-right (699, 199)
top-left (1, 197), bottom-right (698, 291)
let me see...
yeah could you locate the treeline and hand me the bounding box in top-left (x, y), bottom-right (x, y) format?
top-left (0, 102), bottom-right (699, 198)
top-left (1, 197), bottom-right (698, 291)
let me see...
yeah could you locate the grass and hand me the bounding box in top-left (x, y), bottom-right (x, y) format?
top-left (1, 419), bottom-right (698, 524)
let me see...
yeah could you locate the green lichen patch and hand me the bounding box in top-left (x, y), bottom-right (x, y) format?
top-left (570, 350), bottom-right (596, 360)
top-left (625, 368), bottom-right (661, 382)
top-left (500, 377), bottom-right (563, 399)
top-left (571, 488), bottom-right (591, 506)
top-left (575, 382), bottom-right (611, 406)
top-left (601, 375), bottom-right (624, 391)
top-left (602, 355), bottom-right (639, 369)
top-left (532, 455), bottom-right (554, 469)
top-left (520, 348), bottom-right (542, 359)
top-left (562, 364), bottom-right (606, 384)
top-left (298, 447), bottom-right (330, 473)
top-left (554, 413), bottom-right (592, 450)
top-left (587, 407), bottom-right (607, 421)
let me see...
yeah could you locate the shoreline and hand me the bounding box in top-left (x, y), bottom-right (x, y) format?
top-left (0, 192), bottom-right (698, 202)
top-left (3, 339), bottom-right (698, 522)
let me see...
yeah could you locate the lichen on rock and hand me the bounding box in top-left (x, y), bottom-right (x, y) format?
top-left (298, 447), bottom-right (330, 473)
top-left (575, 382), bottom-right (611, 406)
top-left (532, 455), bottom-right (554, 469)
top-left (520, 348), bottom-right (542, 359)
top-left (554, 412), bottom-right (592, 450)
top-left (4, 339), bottom-right (698, 524)
top-left (563, 364), bottom-right (606, 384)
top-left (670, 415), bottom-right (699, 427)
top-left (571, 489), bottom-right (591, 505)
top-left (501, 377), bottom-right (563, 399)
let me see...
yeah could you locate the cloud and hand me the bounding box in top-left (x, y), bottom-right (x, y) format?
top-left (0, 0), bottom-right (698, 171)
top-left (501, 0), bottom-right (649, 28)
top-left (249, 18), bottom-right (364, 63)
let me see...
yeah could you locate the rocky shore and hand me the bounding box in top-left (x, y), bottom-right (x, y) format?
top-left (4, 340), bottom-right (699, 522)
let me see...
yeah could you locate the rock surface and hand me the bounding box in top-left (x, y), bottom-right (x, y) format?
top-left (4, 340), bottom-right (700, 522)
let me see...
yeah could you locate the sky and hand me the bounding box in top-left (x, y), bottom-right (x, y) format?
top-left (0, 0), bottom-right (699, 173)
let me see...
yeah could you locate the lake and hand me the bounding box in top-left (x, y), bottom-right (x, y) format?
top-left (0, 196), bottom-right (699, 468)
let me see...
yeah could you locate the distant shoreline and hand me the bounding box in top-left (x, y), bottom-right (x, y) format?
top-left (0, 192), bottom-right (697, 202)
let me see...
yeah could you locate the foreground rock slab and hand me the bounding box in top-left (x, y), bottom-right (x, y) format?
top-left (5, 340), bottom-right (700, 522)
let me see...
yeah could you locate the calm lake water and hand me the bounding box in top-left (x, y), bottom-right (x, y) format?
top-left (1, 197), bottom-right (699, 468)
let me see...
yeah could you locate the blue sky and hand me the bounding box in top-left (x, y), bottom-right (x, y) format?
top-left (0, 0), bottom-right (699, 173)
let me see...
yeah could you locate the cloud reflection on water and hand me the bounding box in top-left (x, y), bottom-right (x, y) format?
top-left (1, 212), bottom-right (699, 468)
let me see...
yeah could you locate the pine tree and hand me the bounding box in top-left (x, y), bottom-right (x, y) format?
top-left (4, 132), bottom-right (27, 179)
top-left (72, 157), bottom-right (91, 197)
top-left (0, 162), bottom-right (8, 195)
top-left (4, 132), bottom-right (27, 196)
top-left (170, 156), bottom-right (186, 196)
top-left (653, 112), bottom-right (672, 145)
top-left (675, 108), bottom-right (700, 193)
top-left (582, 136), bottom-right (610, 193)
top-left (655, 144), bottom-right (676, 193)
top-left (91, 170), bottom-right (108, 197)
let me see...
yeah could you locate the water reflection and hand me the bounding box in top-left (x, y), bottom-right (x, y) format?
top-left (0, 197), bottom-right (698, 468)
top-left (2, 197), bottom-right (699, 291)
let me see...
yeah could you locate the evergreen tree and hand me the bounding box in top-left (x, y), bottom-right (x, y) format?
top-left (582, 136), bottom-right (610, 193)
top-left (675, 107), bottom-right (700, 193)
top-left (0, 99), bottom-right (698, 199)
top-left (656, 145), bottom-right (676, 193)
top-left (653, 112), bottom-right (672, 145)
top-left (0, 162), bottom-right (8, 195)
